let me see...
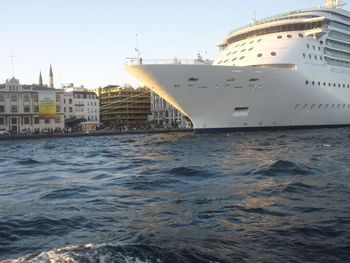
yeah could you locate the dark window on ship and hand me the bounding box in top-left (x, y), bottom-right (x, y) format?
top-left (249, 40), bottom-right (254, 44)
top-left (324, 82), bottom-right (326, 86)
top-left (241, 49), bottom-right (246, 53)
top-left (257, 39), bottom-right (262, 42)
top-left (248, 47), bottom-right (253, 51)
top-left (329, 83), bottom-right (331, 87)
top-left (344, 84), bottom-right (346, 88)
top-left (239, 56), bottom-right (245, 60)
top-left (307, 44), bottom-right (310, 49)
top-left (318, 82), bottom-right (321, 86)
top-left (312, 81), bottom-right (315, 85)
top-left (224, 59), bottom-right (229, 63)
top-left (232, 58), bottom-right (237, 61)
top-left (305, 80), bottom-right (309, 85)
top-left (348, 85), bottom-right (350, 88)
top-left (315, 55), bottom-right (317, 60)
top-left (313, 45), bottom-right (316, 50)
top-left (334, 83), bottom-right (336, 87)
top-left (271, 52), bottom-right (277, 56)
top-left (277, 35), bottom-right (282, 39)
top-left (303, 53), bottom-right (306, 58)
top-left (339, 84), bottom-right (341, 87)
top-left (309, 54), bottom-right (312, 59)
top-left (318, 47), bottom-right (321, 51)
top-left (227, 52), bottom-right (232, 56)
top-left (257, 53), bottom-right (262, 57)
top-left (287, 34), bottom-right (292, 38)
top-left (298, 33), bottom-right (304, 38)
top-left (188, 78), bottom-right (199, 82)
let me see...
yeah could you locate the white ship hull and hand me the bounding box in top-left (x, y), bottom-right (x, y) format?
top-left (126, 64), bottom-right (350, 132)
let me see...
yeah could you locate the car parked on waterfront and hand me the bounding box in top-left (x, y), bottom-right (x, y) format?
top-left (0, 129), bottom-right (9, 135)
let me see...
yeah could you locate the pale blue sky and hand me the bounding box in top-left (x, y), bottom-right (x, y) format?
top-left (0, 0), bottom-right (344, 88)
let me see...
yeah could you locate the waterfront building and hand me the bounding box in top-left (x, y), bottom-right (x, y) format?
top-left (62, 84), bottom-right (100, 130)
top-left (94, 85), bottom-right (151, 129)
top-left (150, 92), bottom-right (192, 128)
top-left (0, 67), bottom-right (64, 133)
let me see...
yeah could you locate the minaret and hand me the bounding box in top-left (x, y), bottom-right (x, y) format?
top-left (49, 64), bottom-right (53, 88)
top-left (39, 71), bottom-right (43, 86)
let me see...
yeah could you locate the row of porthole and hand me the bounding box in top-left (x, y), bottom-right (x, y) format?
top-left (277, 33), bottom-right (304, 39)
top-left (303, 53), bottom-right (323, 61)
top-left (307, 44), bottom-right (322, 51)
top-left (257, 52), bottom-right (277, 57)
top-left (305, 80), bottom-right (350, 88)
top-left (233, 39), bottom-right (262, 48)
top-left (225, 46), bottom-right (254, 57)
top-left (295, 103), bottom-right (350, 109)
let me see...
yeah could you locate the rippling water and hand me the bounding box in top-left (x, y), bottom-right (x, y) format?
top-left (0, 129), bottom-right (350, 262)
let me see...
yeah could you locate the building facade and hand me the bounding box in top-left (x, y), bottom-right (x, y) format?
top-left (150, 92), bottom-right (192, 128)
top-left (0, 76), bottom-right (64, 133)
top-left (94, 85), bottom-right (150, 129)
top-left (62, 84), bottom-right (100, 125)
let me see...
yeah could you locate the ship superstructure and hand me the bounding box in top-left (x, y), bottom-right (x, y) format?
top-left (126, 1), bottom-right (350, 132)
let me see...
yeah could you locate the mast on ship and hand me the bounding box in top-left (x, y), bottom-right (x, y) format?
top-left (325, 0), bottom-right (346, 8)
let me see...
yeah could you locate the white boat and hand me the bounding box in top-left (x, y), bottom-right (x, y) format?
top-left (126, 0), bottom-right (350, 133)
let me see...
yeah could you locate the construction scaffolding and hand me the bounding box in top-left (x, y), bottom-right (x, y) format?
top-left (95, 85), bottom-right (151, 128)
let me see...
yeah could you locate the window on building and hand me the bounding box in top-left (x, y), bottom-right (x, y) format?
top-left (56, 105), bottom-right (60, 112)
top-left (64, 98), bottom-right (66, 104)
top-left (24, 105), bottom-right (30, 112)
top-left (11, 94), bottom-right (17, 102)
top-left (11, 105), bottom-right (17, 113)
top-left (24, 117), bottom-right (30, 125)
top-left (69, 107), bottom-right (73, 113)
top-left (11, 118), bottom-right (17, 124)
top-left (34, 105), bottom-right (39, 112)
top-left (23, 93), bottom-right (30, 102)
top-left (69, 98), bottom-right (72, 104)
top-left (0, 118), bottom-right (4, 125)
top-left (0, 105), bottom-right (4, 113)
top-left (45, 119), bottom-right (50, 124)
top-left (34, 117), bottom-right (39, 124)
top-left (55, 116), bottom-right (60, 123)
top-left (33, 94), bottom-right (38, 102)
top-left (56, 94), bottom-right (60, 102)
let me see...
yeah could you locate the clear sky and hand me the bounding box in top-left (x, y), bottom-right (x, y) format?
top-left (0, 0), bottom-right (345, 89)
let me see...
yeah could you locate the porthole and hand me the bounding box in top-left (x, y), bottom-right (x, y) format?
top-left (329, 83), bottom-right (331, 87)
top-left (323, 82), bottom-right (326, 86)
top-left (239, 56), bottom-right (245, 60)
top-left (241, 42), bottom-right (246, 46)
top-left (303, 53), bottom-right (306, 58)
top-left (248, 47), bottom-right (253, 51)
top-left (232, 58), bottom-right (237, 61)
top-left (241, 49), bottom-right (246, 53)
top-left (318, 47), bottom-right (321, 51)
top-left (343, 84), bottom-right (346, 88)
top-left (318, 104), bottom-right (322, 109)
top-left (277, 35), bottom-right (282, 39)
top-left (318, 82), bottom-right (321, 86)
top-left (305, 80), bottom-right (309, 85)
top-left (298, 33), bottom-right (304, 38)
top-left (348, 85), bottom-right (350, 88)
top-left (315, 55), bottom-right (317, 60)
top-left (338, 84), bottom-right (341, 88)
top-left (227, 52), bottom-right (232, 56)
top-left (224, 59), bottom-right (229, 63)
top-left (309, 54), bottom-right (312, 59)
top-left (312, 81), bottom-right (315, 85)
top-left (249, 40), bottom-right (254, 44)
top-left (271, 52), bottom-right (277, 56)
top-left (257, 39), bottom-right (262, 42)
top-left (257, 53), bottom-right (262, 57)
top-left (287, 34), bottom-right (292, 38)
top-left (313, 45), bottom-right (316, 50)
top-left (334, 83), bottom-right (336, 87)
top-left (307, 44), bottom-right (310, 49)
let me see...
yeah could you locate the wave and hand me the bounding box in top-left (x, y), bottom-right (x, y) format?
top-left (2, 243), bottom-right (227, 263)
top-left (247, 160), bottom-right (318, 177)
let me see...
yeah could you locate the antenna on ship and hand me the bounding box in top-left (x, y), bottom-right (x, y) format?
top-left (325, 0), bottom-right (346, 8)
top-left (251, 10), bottom-right (257, 25)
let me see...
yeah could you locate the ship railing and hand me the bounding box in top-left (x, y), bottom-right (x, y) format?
top-left (125, 58), bottom-right (214, 66)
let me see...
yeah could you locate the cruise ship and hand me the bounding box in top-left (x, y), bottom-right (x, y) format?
top-left (126, 0), bottom-right (350, 132)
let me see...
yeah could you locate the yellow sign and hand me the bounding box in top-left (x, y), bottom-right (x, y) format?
top-left (39, 91), bottom-right (56, 119)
